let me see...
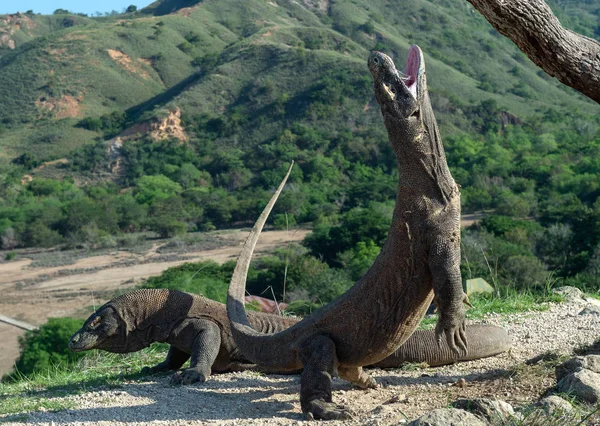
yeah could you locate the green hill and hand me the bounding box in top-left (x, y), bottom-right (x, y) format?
top-left (0, 0), bottom-right (597, 159)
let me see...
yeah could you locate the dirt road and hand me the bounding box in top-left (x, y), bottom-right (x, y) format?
top-left (0, 228), bottom-right (309, 376)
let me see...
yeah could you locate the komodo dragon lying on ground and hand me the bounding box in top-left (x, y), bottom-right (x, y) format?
top-left (226, 46), bottom-right (470, 420)
top-left (69, 288), bottom-right (510, 384)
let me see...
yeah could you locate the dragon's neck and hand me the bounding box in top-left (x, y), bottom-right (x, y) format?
top-left (393, 99), bottom-right (457, 206)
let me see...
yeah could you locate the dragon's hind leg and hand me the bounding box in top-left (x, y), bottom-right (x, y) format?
top-left (299, 335), bottom-right (352, 420)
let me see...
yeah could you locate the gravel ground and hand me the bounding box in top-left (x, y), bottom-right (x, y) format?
top-left (3, 296), bottom-right (600, 425)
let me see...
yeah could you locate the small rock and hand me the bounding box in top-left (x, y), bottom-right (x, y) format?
top-left (557, 369), bottom-right (600, 403)
top-left (370, 404), bottom-right (394, 416)
top-left (407, 408), bottom-right (487, 426)
top-left (586, 298), bottom-right (600, 308)
top-left (536, 395), bottom-right (573, 415)
top-left (556, 355), bottom-right (600, 381)
top-left (453, 398), bottom-right (515, 422)
top-left (382, 393), bottom-right (407, 404)
top-left (454, 378), bottom-right (467, 388)
top-left (579, 305), bottom-right (600, 316)
top-left (552, 286), bottom-right (585, 303)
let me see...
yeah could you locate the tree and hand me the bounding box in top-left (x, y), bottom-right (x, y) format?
top-left (126, 5), bottom-right (137, 13)
top-left (53, 8), bottom-right (70, 14)
top-left (146, 196), bottom-right (189, 238)
top-left (115, 195), bottom-right (147, 232)
top-left (465, 0), bottom-right (600, 103)
top-left (23, 220), bottom-right (63, 248)
top-left (134, 175), bottom-right (183, 205)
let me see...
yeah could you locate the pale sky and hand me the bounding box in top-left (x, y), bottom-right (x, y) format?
top-left (0, 1), bottom-right (154, 16)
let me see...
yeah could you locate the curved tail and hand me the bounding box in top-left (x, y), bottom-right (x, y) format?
top-left (226, 162), bottom-right (302, 370)
top-left (371, 324), bottom-right (511, 368)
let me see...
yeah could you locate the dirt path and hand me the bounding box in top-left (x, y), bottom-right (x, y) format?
top-left (3, 298), bottom-right (600, 425)
top-left (0, 229), bottom-right (308, 376)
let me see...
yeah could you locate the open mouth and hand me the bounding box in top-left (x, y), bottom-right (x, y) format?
top-left (403, 45), bottom-right (421, 99)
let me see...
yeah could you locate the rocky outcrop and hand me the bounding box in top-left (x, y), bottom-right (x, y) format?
top-left (120, 108), bottom-right (188, 142)
top-left (535, 395), bottom-right (573, 416)
top-left (408, 408), bottom-right (487, 426)
top-left (557, 368), bottom-right (600, 404)
top-left (453, 398), bottom-right (516, 423)
top-left (556, 355), bottom-right (600, 382)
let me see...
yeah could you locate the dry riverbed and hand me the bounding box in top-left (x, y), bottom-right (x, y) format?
top-left (2, 297), bottom-right (600, 425)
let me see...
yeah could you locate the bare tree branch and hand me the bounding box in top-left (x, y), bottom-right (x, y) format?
top-left (466, 0), bottom-right (600, 104)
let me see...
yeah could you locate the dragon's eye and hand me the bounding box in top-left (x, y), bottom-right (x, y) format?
top-left (372, 56), bottom-right (379, 64)
top-left (87, 316), bottom-right (102, 329)
top-left (390, 86), bottom-right (396, 94)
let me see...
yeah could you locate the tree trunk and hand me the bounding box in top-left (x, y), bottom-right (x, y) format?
top-left (466, 0), bottom-right (600, 104)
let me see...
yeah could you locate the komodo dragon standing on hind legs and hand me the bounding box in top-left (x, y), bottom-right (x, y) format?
top-left (226, 45), bottom-right (471, 420)
top-left (68, 289), bottom-right (511, 383)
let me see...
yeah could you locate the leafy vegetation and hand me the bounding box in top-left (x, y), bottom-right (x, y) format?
top-left (5, 318), bottom-right (84, 379)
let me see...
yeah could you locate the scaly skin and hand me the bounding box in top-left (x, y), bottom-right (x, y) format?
top-left (69, 289), bottom-right (510, 383)
top-left (226, 45), bottom-right (468, 420)
top-left (68, 289), bottom-right (298, 384)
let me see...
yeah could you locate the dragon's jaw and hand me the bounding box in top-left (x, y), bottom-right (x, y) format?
top-left (403, 45), bottom-right (421, 99)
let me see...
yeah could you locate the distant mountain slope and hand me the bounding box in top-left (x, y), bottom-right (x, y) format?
top-left (142, 0), bottom-right (205, 16)
top-left (0, 0), bottom-right (598, 162)
top-left (0, 11), bottom-right (93, 54)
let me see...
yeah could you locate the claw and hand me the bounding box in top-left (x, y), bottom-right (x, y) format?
top-left (435, 326), bottom-right (443, 348)
top-left (446, 330), bottom-right (459, 356)
top-left (463, 293), bottom-right (473, 309)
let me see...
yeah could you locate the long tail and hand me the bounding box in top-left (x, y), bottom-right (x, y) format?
top-left (370, 324), bottom-right (511, 368)
top-left (226, 162), bottom-right (303, 370)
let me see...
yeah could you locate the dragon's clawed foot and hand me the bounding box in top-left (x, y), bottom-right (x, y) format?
top-left (170, 368), bottom-right (209, 385)
top-left (363, 376), bottom-right (378, 389)
top-left (304, 399), bottom-right (353, 421)
top-left (435, 304), bottom-right (468, 357)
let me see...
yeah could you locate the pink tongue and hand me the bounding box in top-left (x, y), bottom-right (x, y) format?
top-left (404, 47), bottom-right (419, 97)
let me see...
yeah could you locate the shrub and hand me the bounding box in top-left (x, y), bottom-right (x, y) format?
top-left (5, 251), bottom-right (17, 261)
top-left (148, 218), bottom-right (187, 238)
top-left (144, 261), bottom-right (230, 302)
top-left (304, 205), bottom-right (391, 265)
top-left (1, 227), bottom-right (18, 249)
top-left (11, 318), bottom-right (84, 377)
top-left (273, 213), bottom-right (296, 230)
top-left (501, 255), bottom-right (548, 289)
top-left (562, 273), bottom-right (600, 293)
top-left (285, 300), bottom-right (322, 316)
top-left (339, 241), bottom-right (380, 281)
top-left (23, 221), bottom-right (63, 248)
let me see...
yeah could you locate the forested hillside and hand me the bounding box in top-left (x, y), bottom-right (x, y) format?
top-left (0, 0), bottom-right (599, 296)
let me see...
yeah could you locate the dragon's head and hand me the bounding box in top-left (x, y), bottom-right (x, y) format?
top-left (69, 305), bottom-right (123, 352)
top-left (368, 45), bottom-right (427, 144)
